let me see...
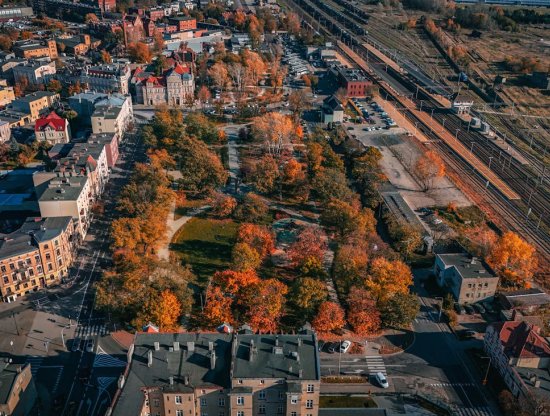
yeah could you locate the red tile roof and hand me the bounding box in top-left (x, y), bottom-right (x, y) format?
top-left (494, 321), bottom-right (550, 359)
top-left (35, 112), bottom-right (67, 132)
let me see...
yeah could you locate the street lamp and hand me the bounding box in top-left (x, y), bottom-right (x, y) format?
top-left (455, 128), bottom-right (460, 140)
top-left (434, 297), bottom-right (443, 322)
top-left (481, 356), bottom-right (492, 385)
top-left (470, 141), bottom-right (475, 154)
top-left (441, 118), bottom-right (446, 132)
top-left (488, 156), bottom-right (494, 170)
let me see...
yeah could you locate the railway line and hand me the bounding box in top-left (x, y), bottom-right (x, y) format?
top-left (283, 0), bottom-right (550, 258)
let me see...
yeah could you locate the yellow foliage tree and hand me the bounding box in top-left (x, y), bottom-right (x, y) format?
top-left (488, 231), bottom-right (537, 287)
top-left (366, 257), bottom-right (413, 303)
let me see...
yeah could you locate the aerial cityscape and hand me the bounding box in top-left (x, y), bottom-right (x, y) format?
top-left (0, 0), bottom-right (548, 414)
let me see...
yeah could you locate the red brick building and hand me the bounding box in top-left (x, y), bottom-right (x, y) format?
top-left (168, 15), bottom-right (197, 31)
top-left (123, 14), bottom-right (146, 45)
top-left (97, 0), bottom-right (115, 12)
top-left (331, 65), bottom-right (372, 97)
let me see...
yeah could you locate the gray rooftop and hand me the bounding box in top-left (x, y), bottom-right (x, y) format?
top-left (93, 105), bottom-right (122, 119)
top-left (0, 363), bottom-right (29, 405)
top-left (437, 253), bottom-right (496, 280)
top-left (232, 333), bottom-right (319, 381)
top-left (10, 91), bottom-right (57, 105)
top-left (0, 216), bottom-right (72, 260)
top-left (38, 176), bottom-right (88, 202)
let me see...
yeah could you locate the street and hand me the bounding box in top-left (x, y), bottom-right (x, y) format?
top-left (0, 132), bottom-right (144, 416)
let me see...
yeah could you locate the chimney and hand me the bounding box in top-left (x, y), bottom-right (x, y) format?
top-left (147, 350), bottom-right (153, 367)
top-left (173, 341), bottom-right (180, 351)
top-left (299, 369), bottom-right (303, 378)
top-left (210, 350), bottom-right (216, 369)
top-left (169, 376), bottom-right (174, 386)
top-left (209, 341), bottom-right (214, 351)
top-left (154, 342), bottom-right (159, 351)
top-left (297, 337), bottom-right (302, 347)
top-left (275, 336), bottom-right (279, 347)
top-left (187, 341), bottom-right (195, 352)
top-left (184, 375), bottom-right (189, 385)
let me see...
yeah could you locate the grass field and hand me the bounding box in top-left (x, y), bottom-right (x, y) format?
top-left (319, 395), bottom-right (377, 408)
top-left (170, 216), bottom-right (239, 285)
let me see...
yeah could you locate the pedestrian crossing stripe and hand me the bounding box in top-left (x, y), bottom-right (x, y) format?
top-left (454, 406), bottom-right (494, 416)
top-left (75, 323), bottom-right (108, 338)
top-left (51, 367), bottom-right (63, 395)
top-left (93, 346), bottom-right (126, 368)
top-left (25, 356), bottom-right (43, 376)
top-left (365, 356), bottom-right (387, 375)
top-left (97, 376), bottom-right (117, 390)
top-left (429, 382), bottom-right (475, 387)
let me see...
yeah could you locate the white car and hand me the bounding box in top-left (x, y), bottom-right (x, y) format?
top-left (339, 340), bottom-right (352, 354)
top-left (375, 372), bottom-right (389, 388)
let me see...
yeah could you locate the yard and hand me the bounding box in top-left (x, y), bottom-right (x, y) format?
top-left (170, 216), bottom-right (239, 285)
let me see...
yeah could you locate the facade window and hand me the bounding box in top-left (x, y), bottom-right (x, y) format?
top-left (218, 398), bottom-right (225, 407)
top-left (29, 269), bottom-right (34, 276)
top-left (176, 411), bottom-right (183, 416)
top-left (237, 397), bottom-right (244, 406)
top-left (291, 412), bottom-right (297, 416)
top-left (307, 384), bottom-right (314, 393)
top-left (291, 396), bottom-right (298, 404)
top-left (237, 412), bottom-right (244, 416)
top-left (259, 404), bottom-right (266, 414)
top-left (9, 263), bottom-right (14, 270)
top-left (1, 266), bottom-right (5, 273)
top-left (175, 396), bottom-right (182, 404)
top-left (277, 406), bottom-right (283, 414)
top-left (201, 398), bottom-right (207, 406)
top-left (306, 400), bottom-right (313, 409)
top-left (35, 255), bottom-right (40, 262)
top-left (279, 392), bottom-right (284, 400)
top-left (259, 391), bottom-right (266, 400)
top-left (238, 379), bottom-right (243, 384)
top-left (153, 399), bottom-right (160, 407)
top-left (48, 263), bottom-right (53, 271)
top-left (219, 412), bottom-right (224, 416)
top-left (260, 379), bottom-right (264, 384)
top-left (26, 258), bottom-right (32, 265)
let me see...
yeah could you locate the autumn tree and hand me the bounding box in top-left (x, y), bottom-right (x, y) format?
top-left (320, 198), bottom-right (376, 240)
top-left (100, 49), bottom-right (112, 63)
top-left (366, 257), bottom-right (413, 302)
top-left (233, 193), bottom-right (269, 223)
top-left (284, 12), bottom-right (301, 35)
top-left (386, 215), bottom-right (423, 257)
top-left (413, 150), bottom-right (446, 190)
top-left (249, 154), bottom-right (279, 194)
top-left (237, 223), bottom-right (274, 260)
top-left (288, 226), bottom-right (327, 270)
top-left (128, 42), bottom-right (152, 63)
top-left (312, 168), bottom-right (353, 204)
top-left (136, 289), bottom-right (182, 331)
top-left (0, 34), bottom-right (13, 51)
top-left (292, 277), bottom-right (328, 317)
top-left (201, 285), bottom-right (234, 328)
top-left (208, 61), bottom-right (230, 91)
top-left (239, 279), bottom-right (288, 332)
top-left (351, 147), bottom-right (386, 208)
top-left (379, 292), bottom-right (420, 328)
top-left (85, 13), bottom-right (99, 23)
top-left (312, 301), bottom-right (346, 333)
top-left (232, 242), bottom-right (262, 271)
top-left (197, 85), bottom-right (211, 108)
top-left (211, 192), bottom-right (237, 217)
top-left (251, 113), bottom-right (295, 158)
top-left (212, 269), bottom-right (260, 296)
top-left (333, 243), bottom-right (369, 294)
top-left (47, 79), bottom-right (62, 93)
top-left (347, 287), bottom-right (381, 335)
top-left (488, 231), bottom-right (537, 287)
top-left (242, 50), bottom-right (266, 86)
top-left (288, 89), bottom-right (311, 121)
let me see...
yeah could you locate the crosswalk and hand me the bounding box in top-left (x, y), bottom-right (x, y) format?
top-left (26, 356), bottom-right (43, 376)
top-left (454, 406), bottom-right (494, 416)
top-left (93, 346), bottom-right (127, 368)
top-left (429, 382), bottom-right (475, 387)
top-left (365, 355), bottom-right (386, 376)
top-left (97, 376), bottom-right (116, 390)
top-left (75, 323), bottom-right (108, 338)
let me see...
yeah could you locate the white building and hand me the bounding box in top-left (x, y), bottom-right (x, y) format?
top-left (0, 120), bottom-right (10, 143)
top-left (13, 61), bottom-right (56, 85)
top-left (34, 111), bottom-right (71, 145)
top-left (91, 95), bottom-right (133, 137)
top-left (37, 176), bottom-right (93, 238)
top-left (132, 63), bottom-right (194, 106)
top-left (81, 63), bottom-right (132, 95)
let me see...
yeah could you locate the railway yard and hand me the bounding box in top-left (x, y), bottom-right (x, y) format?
top-left (282, 0), bottom-right (550, 264)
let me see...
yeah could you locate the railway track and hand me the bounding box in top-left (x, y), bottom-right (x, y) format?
top-left (283, 0), bottom-right (550, 259)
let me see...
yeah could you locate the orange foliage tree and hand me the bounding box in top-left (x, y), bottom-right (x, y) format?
top-left (251, 113), bottom-right (295, 158)
top-left (201, 286), bottom-right (234, 328)
top-left (240, 279), bottom-right (288, 333)
top-left (211, 192), bottom-right (237, 217)
top-left (312, 301), bottom-right (346, 333)
top-left (366, 258), bottom-right (413, 303)
top-left (413, 150), bottom-right (446, 190)
top-left (212, 269), bottom-right (260, 295)
top-left (488, 231), bottom-right (537, 287)
top-left (128, 42), bottom-right (152, 63)
top-left (237, 223), bottom-right (275, 260)
top-left (347, 287), bottom-right (381, 335)
top-left (137, 289), bottom-right (182, 331)
top-left (288, 226), bottom-right (327, 269)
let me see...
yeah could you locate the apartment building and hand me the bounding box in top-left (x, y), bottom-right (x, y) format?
top-left (0, 362), bottom-right (37, 414)
top-left (13, 39), bottom-right (58, 60)
top-left (0, 216), bottom-right (75, 303)
top-left (89, 132), bottom-right (119, 167)
top-left (131, 63), bottom-right (194, 106)
top-left (34, 111), bottom-right (71, 145)
top-left (168, 15), bottom-right (197, 31)
top-left (0, 84), bottom-right (15, 107)
top-left (330, 65), bottom-right (372, 97)
top-left (80, 62), bottom-right (132, 95)
top-left (37, 176), bottom-right (93, 238)
top-left (91, 97), bottom-right (133, 137)
top-left (0, 120), bottom-right (10, 143)
top-left (8, 91), bottom-right (60, 121)
top-left (485, 320), bottom-right (550, 402)
top-left (54, 141), bottom-right (109, 196)
top-left (56, 34), bottom-right (100, 56)
top-left (13, 61), bottom-right (56, 85)
top-left (434, 252), bottom-right (499, 304)
top-left (110, 330), bottom-right (321, 416)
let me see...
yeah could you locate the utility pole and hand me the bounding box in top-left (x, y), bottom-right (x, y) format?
top-left (12, 312), bottom-right (19, 336)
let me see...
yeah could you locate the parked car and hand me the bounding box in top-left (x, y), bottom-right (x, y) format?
top-left (464, 330), bottom-right (477, 338)
top-left (454, 303), bottom-right (466, 315)
top-left (375, 372), bottom-right (389, 388)
top-left (71, 338), bottom-right (81, 352)
top-left (473, 303), bottom-right (486, 314)
top-left (327, 342), bottom-right (339, 353)
top-left (339, 340), bottom-right (352, 354)
top-left (85, 339), bottom-right (94, 353)
top-left (464, 304), bottom-right (475, 315)
top-left (318, 340), bottom-right (325, 352)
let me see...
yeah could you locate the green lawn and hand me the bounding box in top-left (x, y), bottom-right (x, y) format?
top-left (320, 395), bottom-right (377, 408)
top-left (170, 217), bottom-right (239, 285)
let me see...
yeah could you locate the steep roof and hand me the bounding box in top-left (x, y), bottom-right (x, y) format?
top-left (35, 111), bottom-right (67, 132)
top-left (492, 321), bottom-right (550, 360)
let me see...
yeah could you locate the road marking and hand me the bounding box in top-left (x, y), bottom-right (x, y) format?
top-left (93, 346), bottom-right (126, 368)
